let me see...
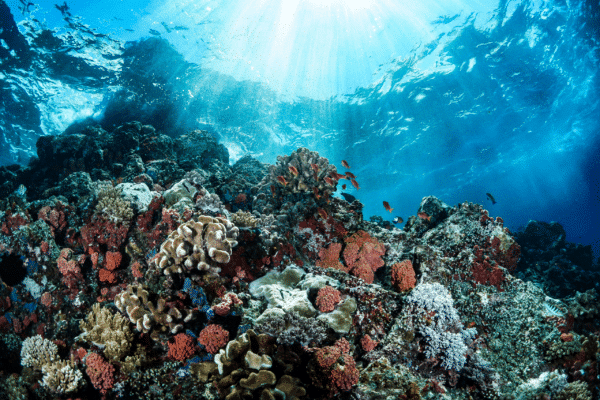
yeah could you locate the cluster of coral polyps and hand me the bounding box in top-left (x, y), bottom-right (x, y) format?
top-left (1, 130), bottom-right (598, 400)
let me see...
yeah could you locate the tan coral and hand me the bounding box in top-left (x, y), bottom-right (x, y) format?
top-left (153, 216), bottom-right (239, 278)
top-left (40, 360), bottom-right (84, 395)
top-left (79, 303), bottom-right (133, 361)
top-left (114, 283), bottom-right (196, 340)
top-left (95, 184), bottom-right (133, 224)
top-left (231, 210), bottom-right (260, 228)
top-left (195, 330), bottom-right (306, 399)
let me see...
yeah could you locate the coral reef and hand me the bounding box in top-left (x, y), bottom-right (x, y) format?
top-left (1, 129), bottom-right (598, 400)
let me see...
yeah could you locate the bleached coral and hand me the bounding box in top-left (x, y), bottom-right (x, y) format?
top-left (20, 335), bottom-right (58, 370)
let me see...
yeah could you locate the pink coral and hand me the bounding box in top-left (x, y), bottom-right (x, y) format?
top-left (85, 352), bottom-right (115, 395)
top-left (168, 333), bottom-right (197, 361)
top-left (104, 251), bottom-right (122, 271)
top-left (330, 354), bottom-right (359, 391)
top-left (212, 292), bottom-right (243, 316)
top-left (360, 334), bottom-right (379, 352)
top-left (315, 286), bottom-right (341, 313)
top-left (198, 324), bottom-right (229, 354)
top-left (343, 230), bottom-right (386, 284)
top-left (316, 242), bottom-right (347, 272)
top-left (391, 260), bottom-right (416, 292)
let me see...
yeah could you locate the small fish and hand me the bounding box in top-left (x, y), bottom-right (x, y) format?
top-left (393, 216), bottom-right (404, 224)
top-left (277, 176), bottom-right (288, 186)
top-left (324, 177), bottom-right (335, 186)
top-left (288, 166), bottom-right (299, 176)
top-left (317, 208), bottom-right (328, 220)
top-left (486, 192), bottom-right (497, 205)
top-left (312, 187), bottom-right (321, 199)
top-left (417, 212), bottom-right (431, 222)
top-left (342, 184), bottom-right (347, 190)
top-left (340, 193), bottom-right (356, 203)
top-left (270, 185), bottom-right (276, 198)
top-left (331, 172), bottom-right (346, 180)
top-left (15, 184), bottom-right (27, 197)
top-left (350, 178), bottom-right (360, 190)
top-left (383, 201), bottom-right (393, 213)
top-left (311, 163), bottom-right (320, 173)
top-left (345, 171), bottom-right (356, 179)
top-left (341, 160), bottom-right (351, 169)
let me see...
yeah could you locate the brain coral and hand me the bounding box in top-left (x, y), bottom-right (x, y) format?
top-left (154, 215), bottom-right (239, 279)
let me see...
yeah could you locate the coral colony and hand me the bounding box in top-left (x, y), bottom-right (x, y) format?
top-left (0, 122), bottom-right (598, 400)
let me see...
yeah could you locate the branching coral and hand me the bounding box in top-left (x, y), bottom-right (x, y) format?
top-left (79, 303), bottom-right (133, 361)
top-left (265, 147), bottom-right (342, 201)
top-left (94, 184), bottom-right (134, 225)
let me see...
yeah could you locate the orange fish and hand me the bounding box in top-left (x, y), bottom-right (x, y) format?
top-left (324, 177), bottom-right (335, 186)
top-left (383, 201), bottom-right (394, 213)
top-left (417, 212), bottom-right (431, 222)
top-left (311, 163), bottom-right (320, 173)
top-left (331, 172), bottom-right (346, 180)
top-left (317, 208), bottom-right (328, 220)
top-left (350, 178), bottom-right (360, 190)
top-left (342, 184), bottom-right (347, 190)
top-left (277, 176), bottom-right (288, 186)
top-left (345, 171), bottom-right (356, 179)
top-left (288, 166), bottom-right (299, 176)
top-left (341, 160), bottom-right (350, 169)
top-left (312, 187), bottom-right (321, 199)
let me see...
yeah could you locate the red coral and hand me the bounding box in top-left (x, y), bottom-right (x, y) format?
top-left (85, 352), bottom-right (115, 395)
top-left (168, 333), bottom-right (197, 361)
top-left (330, 354), bottom-right (359, 392)
top-left (391, 260), bottom-right (416, 292)
top-left (198, 324), bottom-right (229, 354)
top-left (316, 243), bottom-right (346, 272)
top-left (80, 217), bottom-right (129, 252)
top-left (38, 204), bottom-right (67, 235)
top-left (315, 286), bottom-right (342, 313)
top-left (343, 230), bottom-right (386, 284)
top-left (98, 268), bottom-right (117, 284)
top-left (104, 251), bottom-right (122, 271)
top-left (315, 346), bottom-right (342, 369)
top-left (471, 247), bottom-right (504, 289)
top-left (360, 334), bottom-right (379, 352)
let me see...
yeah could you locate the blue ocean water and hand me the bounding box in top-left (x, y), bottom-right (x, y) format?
top-left (1, 0), bottom-right (599, 256)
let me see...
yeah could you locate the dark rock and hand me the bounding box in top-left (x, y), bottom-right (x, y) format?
top-left (517, 220), bottom-right (566, 250)
top-left (174, 130), bottom-right (229, 170)
top-left (139, 133), bottom-right (175, 162)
